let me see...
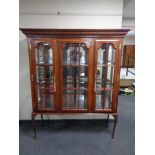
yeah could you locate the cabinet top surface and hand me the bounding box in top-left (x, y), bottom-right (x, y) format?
top-left (20, 28), bottom-right (130, 38)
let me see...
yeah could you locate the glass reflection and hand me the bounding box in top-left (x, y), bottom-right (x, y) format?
top-left (96, 66), bottom-right (114, 88)
top-left (62, 43), bottom-right (88, 110)
top-left (80, 66), bottom-right (88, 88)
top-left (35, 42), bottom-right (53, 64)
top-left (63, 44), bottom-right (70, 65)
top-left (71, 45), bottom-right (79, 65)
top-left (63, 66), bottom-right (71, 88)
top-left (72, 66), bottom-right (79, 87)
top-left (96, 90), bottom-right (112, 109)
top-left (63, 89), bottom-right (87, 109)
top-left (36, 66), bottom-right (53, 83)
top-left (80, 45), bottom-right (88, 64)
top-left (62, 43), bottom-right (88, 65)
top-left (63, 66), bottom-right (79, 88)
top-left (79, 90), bottom-right (87, 109)
top-left (37, 86), bottom-right (54, 109)
top-left (98, 44), bottom-right (115, 64)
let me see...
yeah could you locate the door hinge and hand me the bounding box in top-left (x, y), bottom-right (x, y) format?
top-left (117, 74), bottom-right (120, 82)
top-left (94, 82), bottom-right (96, 92)
top-left (119, 43), bottom-right (122, 50)
top-left (31, 74), bottom-right (34, 82)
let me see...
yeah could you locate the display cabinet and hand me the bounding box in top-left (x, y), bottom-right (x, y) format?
top-left (20, 29), bottom-right (129, 139)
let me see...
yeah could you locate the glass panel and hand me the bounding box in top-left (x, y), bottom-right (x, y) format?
top-left (36, 66), bottom-right (53, 83)
top-left (62, 43), bottom-right (88, 65)
top-left (80, 66), bottom-right (88, 88)
top-left (80, 66), bottom-right (88, 79)
top-left (35, 42), bottom-right (53, 64)
top-left (63, 89), bottom-right (87, 109)
top-left (37, 86), bottom-right (54, 109)
top-left (70, 90), bottom-right (79, 109)
top-left (63, 89), bottom-right (69, 109)
top-left (62, 44), bottom-right (70, 65)
top-left (98, 44), bottom-right (115, 65)
top-left (63, 89), bottom-right (78, 109)
top-left (96, 90), bottom-right (112, 109)
top-left (63, 66), bottom-right (79, 88)
top-left (80, 78), bottom-right (88, 89)
top-left (71, 44), bottom-right (79, 65)
top-left (96, 66), bottom-right (114, 88)
top-left (79, 90), bottom-right (87, 109)
top-left (62, 43), bottom-right (88, 110)
top-left (80, 44), bottom-right (88, 65)
top-left (63, 66), bottom-right (71, 88)
top-left (38, 83), bottom-right (54, 89)
top-left (63, 94), bottom-right (70, 109)
top-left (72, 66), bottom-right (79, 88)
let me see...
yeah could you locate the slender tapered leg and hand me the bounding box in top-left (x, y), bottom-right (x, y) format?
top-left (41, 114), bottom-right (44, 126)
top-left (47, 118), bottom-right (50, 125)
top-left (32, 114), bottom-right (36, 139)
top-left (106, 114), bottom-right (110, 127)
top-left (112, 114), bottom-right (118, 139)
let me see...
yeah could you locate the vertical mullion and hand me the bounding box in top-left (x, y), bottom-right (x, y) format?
top-left (33, 44), bottom-right (39, 110)
top-left (37, 45), bottom-right (40, 63)
top-left (70, 43), bottom-right (72, 110)
top-left (94, 44), bottom-right (98, 110)
top-left (43, 45), bottom-right (49, 108)
top-left (51, 44), bottom-right (55, 110)
top-left (108, 91), bottom-right (111, 109)
top-left (62, 45), bottom-right (64, 110)
top-left (38, 46), bottom-right (42, 108)
top-left (101, 90), bottom-right (104, 109)
top-left (78, 44), bottom-right (80, 110)
top-left (102, 45), bottom-right (108, 109)
top-left (43, 44), bottom-right (48, 108)
top-left (103, 44), bottom-right (108, 87)
top-left (52, 44), bottom-right (54, 88)
top-left (110, 45), bottom-right (114, 87)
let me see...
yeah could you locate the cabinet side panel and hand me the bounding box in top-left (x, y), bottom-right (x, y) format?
top-left (27, 38), bottom-right (36, 112)
top-left (114, 39), bottom-right (123, 113)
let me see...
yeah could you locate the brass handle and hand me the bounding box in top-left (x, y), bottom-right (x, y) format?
top-left (54, 75), bottom-right (56, 92)
top-left (94, 82), bottom-right (96, 92)
top-left (31, 74), bottom-right (34, 82)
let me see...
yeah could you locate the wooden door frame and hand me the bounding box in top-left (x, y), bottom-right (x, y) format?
top-left (58, 38), bottom-right (94, 113)
top-left (93, 39), bottom-right (121, 113)
top-left (30, 38), bottom-right (59, 112)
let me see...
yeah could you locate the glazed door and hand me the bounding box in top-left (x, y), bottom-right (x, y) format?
top-left (31, 39), bottom-right (58, 112)
top-left (59, 39), bottom-right (93, 112)
top-left (94, 40), bottom-right (120, 112)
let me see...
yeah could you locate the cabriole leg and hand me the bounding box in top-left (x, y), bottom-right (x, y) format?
top-left (32, 114), bottom-right (37, 139)
top-left (41, 114), bottom-right (44, 126)
top-left (112, 114), bottom-right (118, 139)
top-left (106, 114), bottom-right (110, 127)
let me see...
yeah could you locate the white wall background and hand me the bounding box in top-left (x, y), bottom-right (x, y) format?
top-left (122, 18), bottom-right (135, 45)
top-left (19, 0), bottom-right (123, 120)
top-left (122, 0), bottom-right (135, 45)
top-left (20, 0), bottom-right (123, 29)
